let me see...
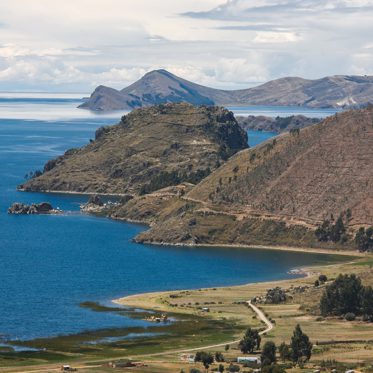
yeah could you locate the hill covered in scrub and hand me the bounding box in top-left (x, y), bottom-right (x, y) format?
top-left (112, 106), bottom-right (373, 248)
top-left (80, 69), bottom-right (373, 111)
top-left (188, 106), bottom-right (373, 227)
top-left (19, 103), bottom-right (248, 195)
top-left (236, 115), bottom-right (320, 133)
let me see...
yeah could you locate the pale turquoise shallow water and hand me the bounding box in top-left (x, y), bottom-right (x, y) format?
top-left (0, 96), bottom-right (340, 342)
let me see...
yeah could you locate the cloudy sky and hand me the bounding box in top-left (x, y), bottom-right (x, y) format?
top-left (0, 0), bottom-right (372, 92)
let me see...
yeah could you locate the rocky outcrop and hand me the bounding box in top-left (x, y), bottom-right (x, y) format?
top-left (8, 202), bottom-right (58, 215)
top-left (20, 103), bottom-right (248, 195)
top-left (80, 69), bottom-right (373, 111)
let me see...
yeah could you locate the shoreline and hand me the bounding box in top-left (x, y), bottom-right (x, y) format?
top-left (17, 188), bottom-right (129, 198)
top-left (112, 257), bottom-right (355, 310)
top-left (18, 189), bottom-right (362, 258)
top-left (136, 240), bottom-right (364, 257)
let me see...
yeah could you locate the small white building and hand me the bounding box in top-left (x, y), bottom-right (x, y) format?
top-left (237, 356), bottom-right (260, 365)
top-left (180, 353), bottom-right (195, 363)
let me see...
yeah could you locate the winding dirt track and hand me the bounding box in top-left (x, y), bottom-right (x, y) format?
top-left (2, 300), bottom-right (273, 373)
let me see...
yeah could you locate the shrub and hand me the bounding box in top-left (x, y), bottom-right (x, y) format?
top-left (261, 365), bottom-right (286, 373)
top-left (319, 274), bottom-right (327, 283)
top-left (228, 364), bottom-right (240, 372)
top-left (345, 312), bottom-right (356, 321)
top-left (190, 369), bottom-right (202, 373)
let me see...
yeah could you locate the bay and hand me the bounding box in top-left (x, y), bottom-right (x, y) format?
top-left (0, 95), bottom-right (341, 342)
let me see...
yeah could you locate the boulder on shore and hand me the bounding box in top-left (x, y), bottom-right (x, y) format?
top-left (8, 202), bottom-right (58, 215)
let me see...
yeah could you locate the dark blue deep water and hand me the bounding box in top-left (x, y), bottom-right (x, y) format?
top-left (0, 96), bottom-right (340, 342)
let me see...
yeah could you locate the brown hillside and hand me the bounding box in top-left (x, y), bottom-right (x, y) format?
top-left (19, 103), bottom-right (248, 195)
top-left (188, 106), bottom-right (373, 227)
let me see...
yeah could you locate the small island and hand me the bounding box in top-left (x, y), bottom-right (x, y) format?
top-left (8, 202), bottom-right (61, 215)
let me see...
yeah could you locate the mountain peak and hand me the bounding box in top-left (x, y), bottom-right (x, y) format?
top-left (79, 70), bottom-right (373, 111)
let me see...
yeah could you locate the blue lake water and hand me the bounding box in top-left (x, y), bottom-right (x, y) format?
top-left (0, 95), bottom-right (341, 342)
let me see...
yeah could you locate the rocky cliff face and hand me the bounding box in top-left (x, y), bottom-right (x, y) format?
top-left (20, 103), bottom-right (248, 195)
top-left (79, 69), bottom-right (373, 111)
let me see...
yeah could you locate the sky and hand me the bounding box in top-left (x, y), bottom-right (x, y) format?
top-left (0, 0), bottom-right (372, 92)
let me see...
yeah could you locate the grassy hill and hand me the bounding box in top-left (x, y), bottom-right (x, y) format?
top-left (189, 106), bottom-right (373, 227)
top-left (20, 103), bottom-right (248, 195)
top-left (129, 106), bottom-right (373, 249)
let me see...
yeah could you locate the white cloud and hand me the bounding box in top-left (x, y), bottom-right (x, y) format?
top-left (253, 31), bottom-right (300, 43)
top-left (0, 0), bottom-right (372, 91)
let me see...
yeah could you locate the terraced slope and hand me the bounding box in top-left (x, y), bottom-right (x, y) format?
top-left (132, 107), bottom-right (373, 248)
top-left (189, 106), bottom-right (373, 227)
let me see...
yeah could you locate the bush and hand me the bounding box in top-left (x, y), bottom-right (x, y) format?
top-left (345, 312), bottom-right (356, 321)
top-left (261, 365), bottom-right (286, 373)
top-left (228, 364), bottom-right (240, 372)
top-left (190, 369), bottom-right (202, 373)
top-left (319, 274), bottom-right (327, 283)
top-left (215, 351), bottom-right (225, 362)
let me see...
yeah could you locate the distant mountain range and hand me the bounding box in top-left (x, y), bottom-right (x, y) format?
top-left (79, 69), bottom-right (373, 111)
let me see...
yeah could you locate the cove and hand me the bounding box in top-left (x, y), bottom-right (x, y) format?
top-left (0, 96), bottom-right (342, 343)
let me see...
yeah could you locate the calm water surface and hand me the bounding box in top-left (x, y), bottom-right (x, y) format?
top-left (0, 95), bottom-right (341, 342)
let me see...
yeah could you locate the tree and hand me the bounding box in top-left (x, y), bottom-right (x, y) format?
top-left (239, 328), bottom-right (261, 354)
top-left (318, 274), bottom-right (327, 283)
top-left (195, 351), bottom-right (214, 369)
top-left (215, 352), bottom-right (225, 362)
top-left (315, 220), bottom-right (332, 242)
top-left (320, 274), bottom-right (363, 316)
top-left (290, 324), bottom-right (312, 363)
top-left (218, 364), bottom-right (225, 373)
top-left (330, 216), bottom-right (346, 242)
top-left (362, 286), bottom-right (373, 321)
top-left (225, 344), bottom-right (230, 352)
top-left (355, 227), bottom-right (373, 252)
top-left (261, 341), bottom-right (276, 366)
top-left (278, 342), bottom-right (291, 362)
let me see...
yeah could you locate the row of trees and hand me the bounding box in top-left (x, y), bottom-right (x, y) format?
top-left (355, 227), bottom-right (373, 252)
top-left (315, 215), bottom-right (347, 243)
top-left (191, 324), bottom-right (312, 372)
top-left (320, 274), bottom-right (373, 321)
top-left (239, 325), bottom-right (312, 365)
